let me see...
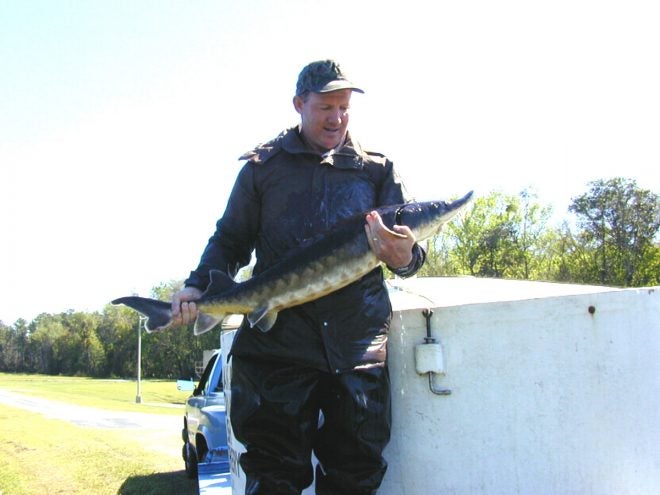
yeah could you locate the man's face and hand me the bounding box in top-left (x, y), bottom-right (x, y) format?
top-left (293, 89), bottom-right (352, 152)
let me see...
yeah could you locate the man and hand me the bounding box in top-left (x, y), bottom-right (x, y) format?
top-left (172, 60), bottom-right (426, 494)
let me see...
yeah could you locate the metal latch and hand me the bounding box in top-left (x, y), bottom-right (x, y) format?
top-left (415, 309), bottom-right (451, 395)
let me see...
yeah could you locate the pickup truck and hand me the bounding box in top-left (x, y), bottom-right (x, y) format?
top-left (181, 349), bottom-right (229, 478)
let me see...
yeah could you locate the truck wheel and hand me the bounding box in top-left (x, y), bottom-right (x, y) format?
top-left (183, 441), bottom-right (198, 478)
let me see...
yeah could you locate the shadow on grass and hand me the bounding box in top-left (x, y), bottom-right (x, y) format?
top-left (118, 470), bottom-right (198, 495)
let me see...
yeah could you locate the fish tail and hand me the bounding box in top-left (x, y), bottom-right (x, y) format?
top-left (111, 296), bottom-right (173, 332)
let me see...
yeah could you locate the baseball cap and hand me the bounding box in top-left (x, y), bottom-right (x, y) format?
top-left (295, 60), bottom-right (364, 96)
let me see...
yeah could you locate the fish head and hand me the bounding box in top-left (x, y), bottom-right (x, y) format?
top-left (395, 191), bottom-right (474, 242)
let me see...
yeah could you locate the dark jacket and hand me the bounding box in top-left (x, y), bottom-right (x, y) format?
top-left (185, 127), bottom-right (425, 372)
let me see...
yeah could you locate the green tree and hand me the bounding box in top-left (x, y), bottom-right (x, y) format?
top-left (26, 313), bottom-right (67, 374)
top-left (50, 311), bottom-right (105, 376)
top-left (1, 319), bottom-right (30, 372)
top-left (0, 321), bottom-right (11, 371)
top-left (568, 178), bottom-right (660, 286)
top-left (98, 304), bottom-right (140, 377)
top-left (515, 189), bottom-right (554, 280)
top-left (427, 190), bottom-right (552, 280)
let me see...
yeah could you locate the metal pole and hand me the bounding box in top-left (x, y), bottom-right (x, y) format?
top-left (136, 315), bottom-right (145, 403)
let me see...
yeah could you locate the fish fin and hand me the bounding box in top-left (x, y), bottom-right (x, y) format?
top-left (255, 311), bottom-right (279, 333)
top-left (111, 296), bottom-right (172, 332)
top-left (247, 306), bottom-right (279, 333)
top-left (204, 269), bottom-right (237, 297)
top-left (193, 311), bottom-right (224, 336)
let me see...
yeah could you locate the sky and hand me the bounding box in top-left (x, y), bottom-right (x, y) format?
top-left (1, 0), bottom-right (659, 324)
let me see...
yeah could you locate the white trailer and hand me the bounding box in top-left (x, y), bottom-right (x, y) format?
top-left (213, 277), bottom-right (659, 494)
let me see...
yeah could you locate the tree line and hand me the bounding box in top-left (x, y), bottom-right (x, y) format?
top-left (1, 177), bottom-right (658, 378)
top-left (0, 282), bottom-right (220, 379)
top-left (419, 177), bottom-right (659, 287)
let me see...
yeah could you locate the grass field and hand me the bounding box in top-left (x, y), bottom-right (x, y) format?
top-left (0, 373), bottom-right (199, 494)
top-left (0, 373), bottom-right (190, 414)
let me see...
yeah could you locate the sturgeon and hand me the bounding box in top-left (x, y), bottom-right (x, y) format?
top-left (113, 191), bottom-right (473, 335)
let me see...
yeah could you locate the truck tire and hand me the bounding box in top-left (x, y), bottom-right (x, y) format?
top-left (183, 441), bottom-right (198, 478)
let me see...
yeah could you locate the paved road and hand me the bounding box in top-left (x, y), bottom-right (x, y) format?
top-left (0, 388), bottom-right (183, 459)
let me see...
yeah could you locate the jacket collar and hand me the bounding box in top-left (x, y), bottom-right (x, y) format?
top-left (282, 127), bottom-right (367, 170)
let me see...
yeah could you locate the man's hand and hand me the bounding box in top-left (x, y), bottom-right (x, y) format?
top-left (365, 210), bottom-right (416, 269)
top-left (171, 286), bottom-right (203, 327)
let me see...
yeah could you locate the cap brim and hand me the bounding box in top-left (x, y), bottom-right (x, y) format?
top-left (316, 80), bottom-right (364, 94)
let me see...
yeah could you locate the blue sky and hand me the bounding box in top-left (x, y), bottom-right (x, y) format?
top-left (1, 0), bottom-right (659, 323)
